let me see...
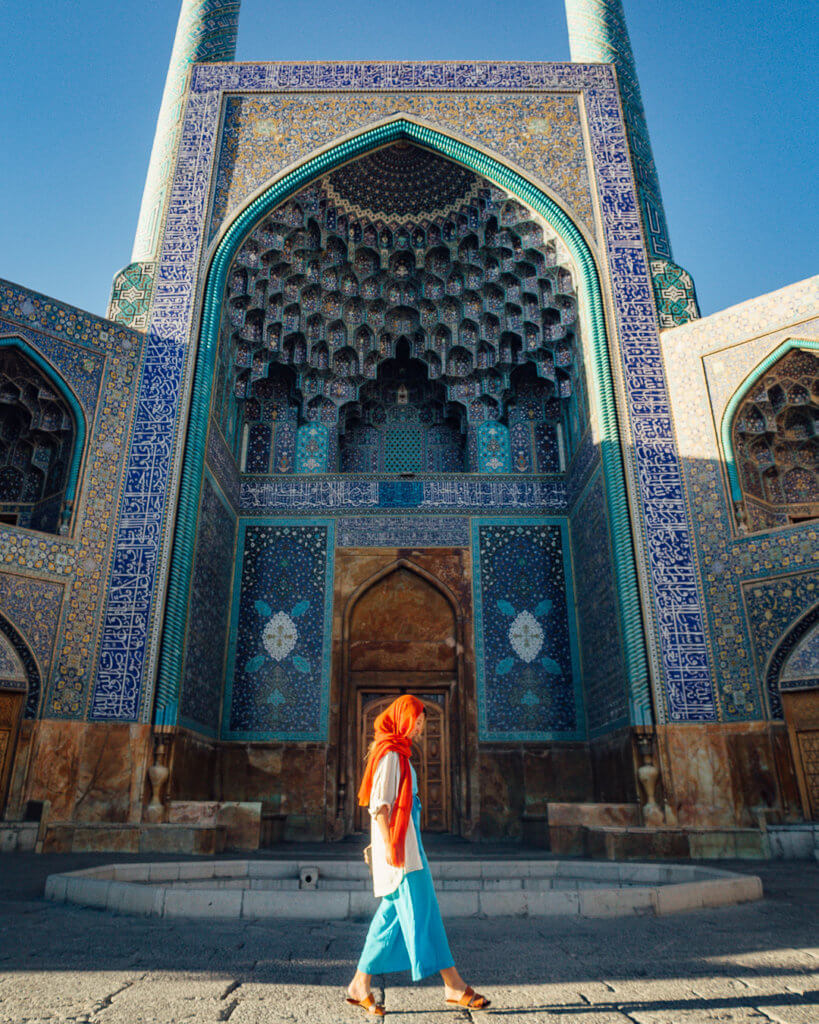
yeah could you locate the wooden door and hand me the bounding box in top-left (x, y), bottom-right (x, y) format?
top-left (357, 690), bottom-right (450, 832)
top-left (782, 689), bottom-right (819, 820)
top-left (0, 690), bottom-right (24, 817)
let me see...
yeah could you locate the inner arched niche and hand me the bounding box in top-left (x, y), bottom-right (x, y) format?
top-left (0, 347), bottom-right (76, 533)
top-left (211, 141), bottom-right (589, 474)
top-left (732, 347), bottom-right (819, 531)
top-left (349, 565), bottom-right (457, 673)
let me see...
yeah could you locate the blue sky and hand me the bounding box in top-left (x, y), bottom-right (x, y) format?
top-left (0, 1), bottom-right (815, 318)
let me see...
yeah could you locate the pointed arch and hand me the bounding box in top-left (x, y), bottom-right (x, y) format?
top-left (154, 117), bottom-right (649, 728)
top-left (336, 556), bottom-right (471, 836)
top-left (0, 336), bottom-right (87, 530)
top-left (765, 602), bottom-right (819, 719)
top-left (0, 611), bottom-right (42, 720)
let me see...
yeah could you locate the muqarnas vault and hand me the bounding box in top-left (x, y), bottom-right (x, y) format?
top-left (1, 0), bottom-right (818, 857)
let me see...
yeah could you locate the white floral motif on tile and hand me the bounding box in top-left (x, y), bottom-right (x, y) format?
top-left (509, 610), bottom-right (544, 663)
top-left (262, 612), bottom-right (298, 661)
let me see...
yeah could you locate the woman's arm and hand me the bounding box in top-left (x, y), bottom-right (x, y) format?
top-left (372, 804), bottom-right (395, 866)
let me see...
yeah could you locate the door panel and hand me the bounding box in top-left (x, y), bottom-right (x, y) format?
top-left (0, 690), bottom-right (23, 817)
top-left (357, 689), bottom-right (450, 832)
top-left (782, 689), bottom-right (819, 820)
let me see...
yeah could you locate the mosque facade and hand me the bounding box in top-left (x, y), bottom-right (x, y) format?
top-left (1, 0), bottom-right (817, 855)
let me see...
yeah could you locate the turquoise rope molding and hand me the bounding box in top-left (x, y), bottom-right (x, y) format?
top-left (720, 338), bottom-right (819, 504)
top-left (154, 118), bottom-right (651, 728)
top-left (0, 336), bottom-right (86, 524)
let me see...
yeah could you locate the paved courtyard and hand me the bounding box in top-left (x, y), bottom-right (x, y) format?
top-left (0, 854), bottom-right (817, 1024)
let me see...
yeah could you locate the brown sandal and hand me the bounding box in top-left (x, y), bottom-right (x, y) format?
top-left (446, 985), bottom-right (491, 1009)
top-left (346, 993), bottom-right (386, 1017)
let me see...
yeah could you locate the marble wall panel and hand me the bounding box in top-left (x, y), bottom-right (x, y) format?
top-left (478, 746), bottom-right (593, 839)
top-left (217, 742), bottom-right (327, 841)
top-left (24, 720), bottom-right (151, 822)
top-left (169, 729), bottom-right (218, 802)
top-left (349, 566), bottom-right (457, 673)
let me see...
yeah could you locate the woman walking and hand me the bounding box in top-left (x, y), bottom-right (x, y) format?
top-left (346, 694), bottom-right (490, 1016)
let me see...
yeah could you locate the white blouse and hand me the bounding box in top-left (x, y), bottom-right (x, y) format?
top-left (368, 751), bottom-right (423, 897)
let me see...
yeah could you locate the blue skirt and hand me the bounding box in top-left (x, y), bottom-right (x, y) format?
top-left (357, 800), bottom-right (454, 982)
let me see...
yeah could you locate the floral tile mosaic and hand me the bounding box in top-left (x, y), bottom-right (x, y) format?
top-left (210, 93), bottom-right (595, 246)
top-left (222, 519), bottom-right (333, 740)
top-left (471, 518), bottom-right (583, 741)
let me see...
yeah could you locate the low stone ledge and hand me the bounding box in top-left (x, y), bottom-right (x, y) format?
top-left (44, 858), bottom-right (763, 920)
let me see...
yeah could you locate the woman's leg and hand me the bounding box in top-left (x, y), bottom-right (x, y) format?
top-left (440, 966), bottom-right (469, 1000)
top-left (440, 966), bottom-right (491, 1008)
top-left (347, 969), bottom-right (373, 1003)
top-left (350, 893), bottom-right (412, 999)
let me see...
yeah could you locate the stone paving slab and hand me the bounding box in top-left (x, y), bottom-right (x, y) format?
top-left (0, 855), bottom-right (817, 1024)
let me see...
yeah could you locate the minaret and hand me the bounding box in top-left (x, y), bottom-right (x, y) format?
top-left (565, 0), bottom-right (698, 326)
top-left (109, 1), bottom-right (240, 327)
top-left (133, 0), bottom-right (240, 262)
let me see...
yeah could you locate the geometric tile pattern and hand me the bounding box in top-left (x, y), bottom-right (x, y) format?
top-left (107, 261), bottom-right (156, 330)
top-left (97, 61), bottom-right (714, 726)
top-left (472, 518), bottom-right (583, 740)
top-left (179, 476), bottom-right (235, 735)
top-left (222, 520), bottom-right (333, 741)
top-left (569, 469), bottom-right (628, 734)
top-left (650, 258), bottom-right (700, 329)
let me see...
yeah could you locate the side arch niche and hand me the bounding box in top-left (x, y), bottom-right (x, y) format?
top-left (0, 338), bottom-right (85, 535)
top-left (157, 117), bottom-right (649, 755)
top-left (724, 340), bottom-right (819, 533)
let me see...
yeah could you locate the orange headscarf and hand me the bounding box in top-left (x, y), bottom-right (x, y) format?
top-left (358, 694), bottom-right (425, 868)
